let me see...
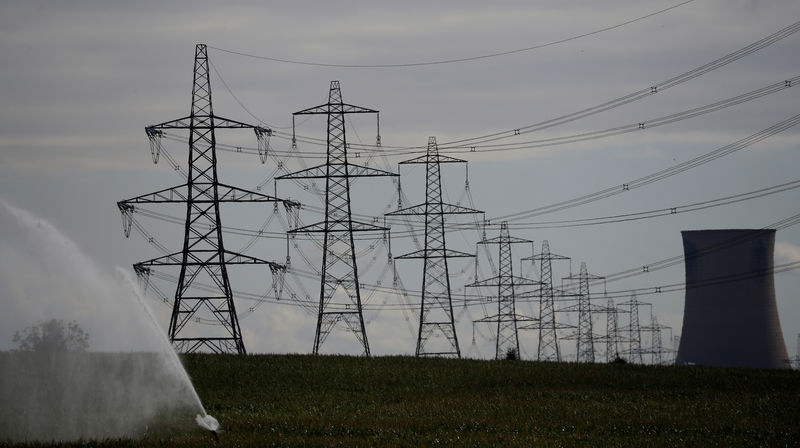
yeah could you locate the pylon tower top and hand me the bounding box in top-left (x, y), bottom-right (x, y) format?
top-left (278, 81), bottom-right (396, 356)
top-left (388, 136), bottom-right (482, 358)
top-left (119, 44), bottom-right (297, 354)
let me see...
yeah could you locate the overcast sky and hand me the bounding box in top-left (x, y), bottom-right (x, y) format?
top-left (1, 0), bottom-right (799, 360)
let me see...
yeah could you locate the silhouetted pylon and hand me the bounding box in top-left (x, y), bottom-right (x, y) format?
top-left (519, 240), bottom-right (571, 362)
top-left (618, 293), bottom-right (649, 364)
top-left (468, 222), bottom-right (539, 359)
top-left (119, 44), bottom-right (297, 354)
top-left (559, 262), bottom-right (605, 363)
top-left (387, 136), bottom-right (482, 357)
top-left (277, 81), bottom-right (396, 356)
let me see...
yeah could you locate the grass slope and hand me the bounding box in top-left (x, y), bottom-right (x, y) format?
top-left (9, 354), bottom-right (800, 446)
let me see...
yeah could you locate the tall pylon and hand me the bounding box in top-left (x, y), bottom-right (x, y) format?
top-left (559, 262), bottom-right (605, 363)
top-left (387, 136), bottom-right (482, 358)
top-left (278, 81), bottom-right (396, 356)
top-left (618, 293), bottom-right (649, 364)
top-left (118, 44), bottom-right (297, 354)
top-left (468, 222), bottom-right (539, 360)
top-left (519, 240), bottom-right (571, 362)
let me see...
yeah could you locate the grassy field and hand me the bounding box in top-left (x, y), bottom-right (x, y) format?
top-left (9, 354), bottom-right (800, 446)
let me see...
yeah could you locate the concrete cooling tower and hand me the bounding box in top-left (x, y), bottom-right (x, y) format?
top-left (675, 229), bottom-right (790, 369)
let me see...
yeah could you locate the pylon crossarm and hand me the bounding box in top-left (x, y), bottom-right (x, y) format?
top-left (293, 103), bottom-right (378, 116)
top-left (395, 249), bottom-right (475, 259)
top-left (478, 235), bottom-right (533, 245)
top-left (474, 313), bottom-right (538, 324)
top-left (223, 251), bottom-right (286, 273)
top-left (119, 183), bottom-right (298, 207)
top-left (466, 276), bottom-right (543, 288)
top-left (276, 164), bottom-right (327, 179)
top-left (134, 251), bottom-right (284, 272)
top-left (217, 183), bottom-right (300, 206)
top-left (277, 163), bottom-right (396, 180)
top-left (148, 114), bottom-right (258, 130)
top-left (387, 202), bottom-right (481, 216)
top-left (120, 184), bottom-right (190, 204)
top-left (342, 164), bottom-right (397, 178)
top-left (518, 321), bottom-right (575, 331)
top-left (399, 154), bottom-right (467, 165)
top-left (518, 286), bottom-right (576, 299)
top-left (522, 252), bottom-right (571, 262)
top-left (289, 220), bottom-right (388, 233)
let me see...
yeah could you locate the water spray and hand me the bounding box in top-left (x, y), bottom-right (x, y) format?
top-left (195, 414), bottom-right (220, 440)
top-left (120, 269), bottom-right (222, 437)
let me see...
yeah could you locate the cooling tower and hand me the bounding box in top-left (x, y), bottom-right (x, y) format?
top-left (675, 229), bottom-right (790, 369)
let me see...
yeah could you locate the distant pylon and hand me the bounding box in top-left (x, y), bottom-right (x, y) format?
top-left (468, 222), bottom-right (539, 360)
top-left (618, 293), bottom-right (648, 364)
top-left (387, 137), bottom-right (482, 358)
top-left (605, 297), bottom-right (620, 362)
top-left (118, 44), bottom-right (297, 354)
top-left (641, 314), bottom-right (672, 365)
top-left (519, 240), bottom-right (571, 362)
top-left (560, 262), bottom-right (605, 363)
top-left (278, 81), bottom-right (396, 356)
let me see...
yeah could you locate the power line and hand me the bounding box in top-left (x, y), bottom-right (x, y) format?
top-left (435, 19), bottom-right (800, 149)
top-left (204, 20), bottom-right (800, 158)
top-left (491, 112), bottom-right (800, 222)
top-left (497, 178), bottom-right (800, 230)
top-left (207, 1), bottom-right (697, 68)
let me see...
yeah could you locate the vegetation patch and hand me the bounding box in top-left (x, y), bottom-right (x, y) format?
top-left (5, 354), bottom-right (799, 446)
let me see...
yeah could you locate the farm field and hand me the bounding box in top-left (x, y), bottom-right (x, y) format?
top-left (9, 354), bottom-right (800, 447)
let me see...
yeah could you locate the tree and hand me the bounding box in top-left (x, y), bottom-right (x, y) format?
top-left (12, 319), bottom-right (89, 352)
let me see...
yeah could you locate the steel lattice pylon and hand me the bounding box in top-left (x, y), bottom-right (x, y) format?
top-left (387, 137), bottom-right (482, 358)
top-left (640, 314), bottom-right (673, 365)
top-left (559, 262), bottom-right (605, 363)
top-left (618, 293), bottom-right (648, 364)
top-left (278, 81), bottom-right (396, 356)
top-left (468, 222), bottom-right (539, 360)
top-left (118, 44), bottom-right (297, 354)
top-left (605, 297), bottom-right (620, 362)
top-left (519, 240), bottom-right (571, 362)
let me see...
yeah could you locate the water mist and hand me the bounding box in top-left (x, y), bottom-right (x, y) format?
top-left (0, 199), bottom-right (215, 442)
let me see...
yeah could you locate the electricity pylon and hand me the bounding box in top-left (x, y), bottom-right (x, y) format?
top-left (559, 262), bottom-right (605, 363)
top-left (519, 240), bottom-right (571, 362)
top-left (387, 136), bottom-right (482, 358)
top-left (468, 222), bottom-right (539, 360)
top-left (618, 293), bottom-right (649, 364)
top-left (604, 297), bottom-right (620, 362)
top-left (277, 81), bottom-right (396, 356)
top-left (118, 44), bottom-right (297, 354)
top-left (641, 314), bottom-right (673, 365)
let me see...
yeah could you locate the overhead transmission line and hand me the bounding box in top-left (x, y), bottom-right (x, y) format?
top-left (208, 1), bottom-right (697, 68)
top-left (384, 177), bottom-right (800, 235)
top-left (434, 75), bottom-right (800, 154)
top-left (594, 211), bottom-right (800, 288)
top-left (490, 112), bottom-right (800, 223)
top-left (206, 19), bottom-right (800, 158)
top-left (137, 114), bottom-right (800, 240)
top-left (175, 72), bottom-right (799, 160)
top-left (432, 19), bottom-right (800, 149)
top-left (138, 225), bottom-right (800, 311)
top-left (498, 178), bottom-right (800, 230)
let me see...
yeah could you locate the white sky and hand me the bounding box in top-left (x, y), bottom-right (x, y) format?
top-left (1, 0), bottom-right (799, 360)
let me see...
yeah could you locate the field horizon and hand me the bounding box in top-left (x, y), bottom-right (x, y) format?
top-left (4, 353), bottom-right (799, 446)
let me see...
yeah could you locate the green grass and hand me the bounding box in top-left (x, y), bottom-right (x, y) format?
top-left (8, 354), bottom-right (800, 446)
